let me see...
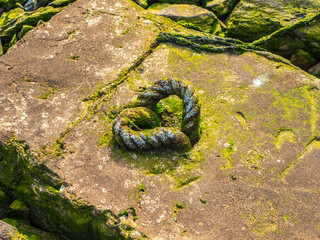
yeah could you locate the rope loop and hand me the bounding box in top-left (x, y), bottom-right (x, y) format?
top-left (113, 79), bottom-right (201, 150)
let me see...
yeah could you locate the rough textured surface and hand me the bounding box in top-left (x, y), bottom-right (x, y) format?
top-left (226, 0), bottom-right (320, 42)
top-left (203, 0), bottom-right (239, 18)
top-left (252, 14), bottom-right (320, 70)
top-left (0, 220), bottom-right (21, 240)
top-left (309, 62), bottom-right (320, 77)
top-left (1, 0), bottom-right (320, 239)
top-left (113, 107), bottom-right (192, 151)
top-left (158, 0), bottom-right (200, 5)
top-left (0, 6), bottom-right (63, 53)
top-left (135, 78), bottom-right (201, 143)
top-left (149, 3), bottom-right (221, 33)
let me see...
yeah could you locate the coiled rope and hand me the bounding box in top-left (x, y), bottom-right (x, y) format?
top-left (112, 79), bottom-right (201, 150)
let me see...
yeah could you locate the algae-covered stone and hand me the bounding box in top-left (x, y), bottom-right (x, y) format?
top-left (226, 0), bottom-right (320, 42)
top-left (48, 0), bottom-right (76, 7)
top-left (0, 37), bottom-right (3, 56)
top-left (132, 0), bottom-right (148, 9)
top-left (8, 33), bottom-right (17, 47)
top-left (0, 0), bottom-right (27, 11)
top-left (7, 199), bottom-right (29, 219)
top-left (157, 0), bottom-right (200, 5)
top-left (0, 220), bottom-right (22, 240)
top-left (0, 189), bottom-right (10, 218)
top-left (309, 62), bottom-right (320, 77)
top-left (252, 14), bottom-right (320, 74)
top-left (1, 218), bottom-right (61, 240)
top-left (0, 6), bottom-right (62, 46)
top-left (18, 24), bottom-right (33, 38)
top-left (203, 0), bottom-right (239, 18)
top-left (149, 3), bottom-right (220, 33)
top-left (290, 49), bottom-right (317, 70)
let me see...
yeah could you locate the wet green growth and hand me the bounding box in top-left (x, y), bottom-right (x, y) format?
top-left (18, 25), bottom-right (33, 39)
top-left (120, 28), bottom-right (130, 35)
top-left (69, 55), bottom-right (80, 61)
top-left (66, 29), bottom-right (77, 38)
top-left (0, 136), bottom-right (144, 239)
top-left (275, 129), bottom-right (295, 149)
top-left (177, 20), bottom-right (205, 33)
top-left (173, 202), bottom-right (185, 221)
top-left (200, 198), bottom-right (206, 203)
top-left (245, 150), bottom-right (264, 170)
top-left (253, 12), bottom-right (320, 47)
top-left (39, 90), bottom-right (53, 99)
top-left (155, 95), bottom-right (183, 129)
top-left (0, 7), bottom-right (64, 54)
top-left (175, 175), bottom-right (201, 189)
top-left (109, 137), bottom-right (204, 187)
top-left (23, 78), bottom-right (32, 82)
top-left (118, 207), bottom-right (137, 221)
top-left (2, 217), bottom-right (60, 239)
top-left (135, 184), bottom-right (146, 201)
top-left (138, 184), bottom-right (146, 192)
top-left (221, 137), bottom-right (236, 170)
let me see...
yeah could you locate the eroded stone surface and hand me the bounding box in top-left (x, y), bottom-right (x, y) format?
top-left (226, 0), bottom-right (320, 42)
top-left (203, 0), bottom-right (239, 18)
top-left (0, 220), bottom-right (20, 240)
top-left (0, 0), bottom-right (161, 149)
top-left (50, 43), bottom-right (320, 239)
top-left (1, 0), bottom-right (320, 239)
top-left (149, 3), bottom-right (220, 33)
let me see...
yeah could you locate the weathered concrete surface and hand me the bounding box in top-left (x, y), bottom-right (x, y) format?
top-left (1, 0), bottom-right (320, 239)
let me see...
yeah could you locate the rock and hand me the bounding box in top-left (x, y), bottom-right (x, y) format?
top-left (8, 33), bottom-right (16, 47)
top-left (0, 189), bottom-right (10, 218)
top-left (157, 0), bottom-right (200, 5)
top-left (24, 0), bottom-right (38, 11)
top-left (0, 0), bottom-right (27, 11)
top-left (149, 3), bottom-right (221, 33)
top-left (0, 38), bottom-right (3, 56)
top-left (47, 0), bottom-right (76, 7)
top-left (0, 6), bottom-right (62, 51)
top-left (1, 0), bottom-right (320, 239)
top-left (226, 0), bottom-right (320, 42)
top-left (7, 199), bottom-right (29, 219)
top-left (132, 0), bottom-right (148, 8)
top-left (18, 24), bottom-right (33, 38)
top-left (203, 0), bottom-right (240, 18)
top-left (37, 0), bottom-right (50, 7)
top-left (308, 62), bottom-right (320, 77)
top-left (251, 14), bottom-right (320, 74)
top-left (290, 49), bottom-right (317, 70)
top-left (1, 218), bottom-right (61, 239)
top-left (0, 220), bottom-right (21, 240)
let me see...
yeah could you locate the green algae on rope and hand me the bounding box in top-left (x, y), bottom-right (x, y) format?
top-left (112, 79), bottom-right (201, 151)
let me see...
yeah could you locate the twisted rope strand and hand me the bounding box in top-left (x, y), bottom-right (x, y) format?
top-left (113, 79), bottom-right (201, 150)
